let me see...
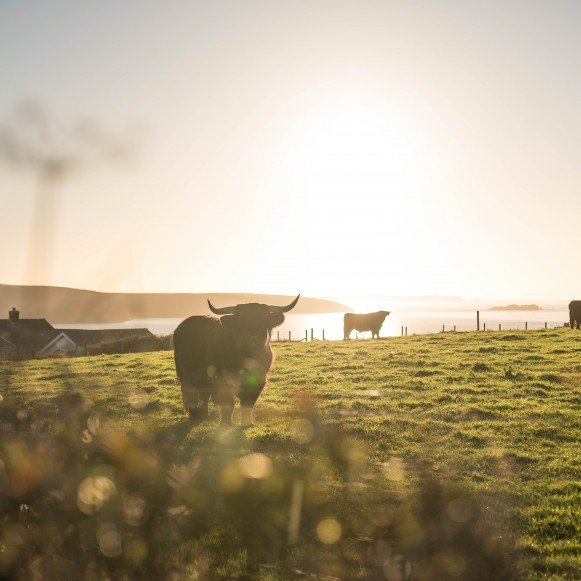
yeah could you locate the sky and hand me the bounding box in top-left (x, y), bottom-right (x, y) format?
top-left (1, 0), bottom-right (580, 300)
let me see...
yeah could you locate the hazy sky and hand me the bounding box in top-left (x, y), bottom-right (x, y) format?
top-left (1, 0), bottom-right (580, 300)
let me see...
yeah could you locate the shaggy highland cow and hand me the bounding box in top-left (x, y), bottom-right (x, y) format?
top-left (174, 295), bottom-right (299, 426)
top-left (569, 300), bottom-right (581, 329)
top-left (344, 310), bottom-right (390, 339)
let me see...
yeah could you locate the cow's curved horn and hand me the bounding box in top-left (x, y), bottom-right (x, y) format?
top-left (207, 299), bottom-right (236, 315)
top-left (268, 294), bottom-right (300, 313)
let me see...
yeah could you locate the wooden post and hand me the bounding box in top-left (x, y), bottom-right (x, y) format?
top-left (483, 322), bottom-right (486, 331)
top-left (544, 322), bottom-right (547, 329)
top-left (401, 326), bottom-right (404, 336)
top-left (499, 323), bottom-right (501, 331)
top-left (525, 322), bottom-right (528, 330)
top-left (476, 311), bottom-right (480, 331)
top-left (289, 331), bottom-right (291, 342)
top-left (310, 328), bottom-right (314, 341)
top-left (305, 330), bottom-right (308, 342)
top-left (322, 329), bottom-right (325, 340)
top-left (442, 324), bottom-right (445, 333)
top-left (453, 325), bottom-right (456, 332)
top-left (277, 331), bottom-right (280, 342)
top-left (405, 327), bottom-right (408, 336)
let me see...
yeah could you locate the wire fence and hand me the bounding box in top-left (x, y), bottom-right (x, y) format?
top-left (272, 311), bottom-right (569, 342)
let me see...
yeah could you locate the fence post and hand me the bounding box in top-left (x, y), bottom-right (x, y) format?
top-left (305, 330), bottom-right (308, 342)
top-left (289, 331), bottom-right (291, 342)
top-left (277, 331), bottom-right (280, 342)
top-left (544, 322), bottom-right (547, 329)
top-left (453, 325), bottom-right (456, 332)
top-left (322, 329), bottom-right (325, 340)
top-left (483, 322), bottom-right (486, 331)
top-left (405, 327), bottom-right (408, 336)
top-left (442, 324), bottom-right (445, 333)
top-left (525, 322), bottom-right (528, 330)
top-left (476, 311), bottom-right (480, 331)
top-left (401, 326), bottom-right (404, 336)
top-left (499, 323), bottom-right (501, 331)
top-left (310, 328), bottom-right (314, 341)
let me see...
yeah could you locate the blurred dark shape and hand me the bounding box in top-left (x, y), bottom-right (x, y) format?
top-left (0, 100), bottom-right (145, 295)
top-left (174, 296), bottom-right (300, 425)
top-left (0, 394), bottom-right (523, 579)
top-left (344, 311), bottom-right (391, 340)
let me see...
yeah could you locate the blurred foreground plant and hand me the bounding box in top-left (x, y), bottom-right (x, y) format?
top-left (0, 394), bottom-right (521, 579)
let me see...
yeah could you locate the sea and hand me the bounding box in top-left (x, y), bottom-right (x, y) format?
top-left (56, 297), bottom-right (571, 341)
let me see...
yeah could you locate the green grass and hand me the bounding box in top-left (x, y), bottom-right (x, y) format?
top-left (1, 329), bottom-right (580, 579)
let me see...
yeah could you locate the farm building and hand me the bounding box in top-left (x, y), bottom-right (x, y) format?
top-left (0, 308), bottom-right (154, 357)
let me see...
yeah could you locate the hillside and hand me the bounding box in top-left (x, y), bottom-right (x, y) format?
top-left (490, 304), bottom-right (542, 311)
top-left (0, 284), bottom-right (349, 323)
top-left (1, 329), bottom-right (579, 578)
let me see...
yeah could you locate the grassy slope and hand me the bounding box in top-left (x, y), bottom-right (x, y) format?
top-left (1, 329), bottom-right (580, 578)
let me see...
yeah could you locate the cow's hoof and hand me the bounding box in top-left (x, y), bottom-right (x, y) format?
top-left (187, 408), bottom-right (207, 423)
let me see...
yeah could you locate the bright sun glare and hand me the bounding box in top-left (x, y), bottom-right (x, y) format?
top-left (279, 100), bottom-right (435, 295)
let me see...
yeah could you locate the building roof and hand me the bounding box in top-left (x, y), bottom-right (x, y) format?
top-left (37, 332), bottom-right (78, 355)
top-left (0, 318), bottom-right (62, 352)
top-left (0, 335), bottom-right (16, 349)
top-left (0, 319), bottom-right (55, 333)
top-left (0, 312), bottom-right (154, 354)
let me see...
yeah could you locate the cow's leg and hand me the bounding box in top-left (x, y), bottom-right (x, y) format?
top-left (221, 402), bottom-right (234, 426)
top-left (214, 390), bottom-right (234, 426)
top-left (239, 391), bottom-right (262, 427)
top-left (198, 390), bottom-right (210, 420)
top-left (180, 379), bottom-right (200, 419)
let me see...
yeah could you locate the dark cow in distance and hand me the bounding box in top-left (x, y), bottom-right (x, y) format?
top-left (570, 300), bottom-right (581, 329)
top-left (344, 311), bottom-right (390, 340)
top-left (173, 295), bottom-right (299, 426)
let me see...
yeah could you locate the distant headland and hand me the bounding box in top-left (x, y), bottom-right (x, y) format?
top-left (0, 284), bottom-right (350, 324)
top-left (489, 304), bottom-right (541, 311)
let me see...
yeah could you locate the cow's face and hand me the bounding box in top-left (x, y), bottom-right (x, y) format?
top-left (220, 304), bottom-right (285, 353)
top-left (208, 295), bottom-right (299, 353)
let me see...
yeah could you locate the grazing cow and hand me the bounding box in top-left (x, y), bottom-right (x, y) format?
top-left (344, 311), bottom-right (390, 339)
top-left (569, 300), bottom-right (581, 329)
top-left (173, 295), bottom-right (299, 426)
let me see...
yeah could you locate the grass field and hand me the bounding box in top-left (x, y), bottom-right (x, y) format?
top-left (1, 329), bottom-right (579, 579)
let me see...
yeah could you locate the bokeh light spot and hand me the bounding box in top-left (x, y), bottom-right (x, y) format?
top-left (128, 389), bottom-right (150, 410)
top-left (242, 371), bottom-right (261, 390)
top-left (290, 418), bottom-right (315, 444)
top-left (316, 518), bottom-right (342, 544)
top-left (383, 457), bottom-right (405, 482)
top-left (239, 453), bottom-right (273, 479)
